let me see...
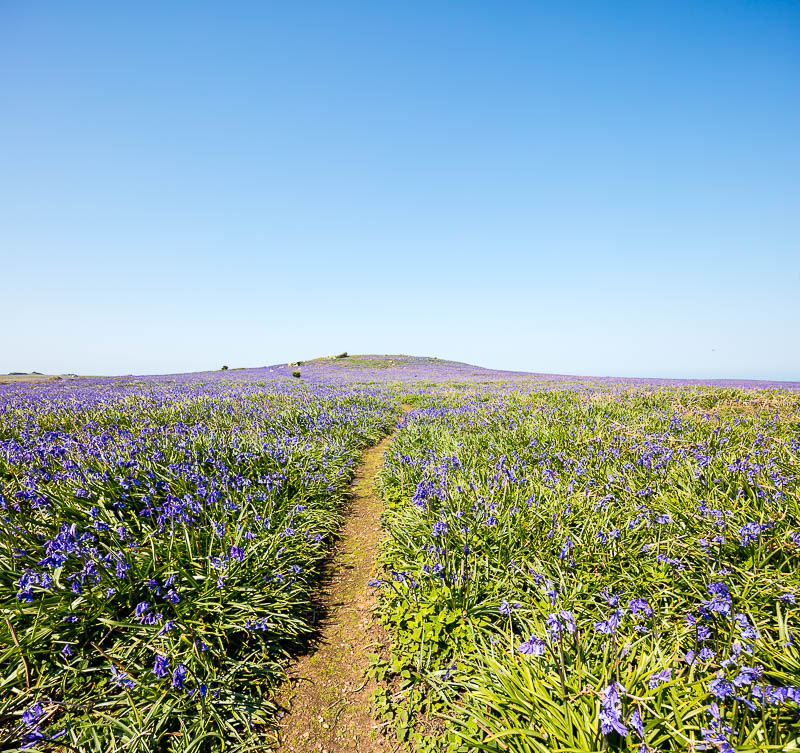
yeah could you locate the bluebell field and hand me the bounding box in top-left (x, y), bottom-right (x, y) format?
top-left (374, 388), bottom-right (800, 751)
top-left (1, 377), bottom-right (396, 751)
top-left (2, 361), bottom-right (799, 751)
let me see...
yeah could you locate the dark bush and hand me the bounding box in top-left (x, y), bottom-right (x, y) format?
top-left (335, 352), bottom-right (348, 359)
top-left (221, 365), bottom-right (229, 371)
top-left (292, 371), bottom-right (301, 378)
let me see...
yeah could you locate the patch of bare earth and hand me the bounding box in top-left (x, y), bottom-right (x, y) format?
top-left (274, 424), bottom-right (403, 753)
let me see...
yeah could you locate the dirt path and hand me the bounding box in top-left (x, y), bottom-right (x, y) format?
top-left (274, 418), bottom-right (405, 753)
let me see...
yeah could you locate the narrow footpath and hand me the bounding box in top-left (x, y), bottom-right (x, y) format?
top-left (274, 417), bottom-right (405, 753)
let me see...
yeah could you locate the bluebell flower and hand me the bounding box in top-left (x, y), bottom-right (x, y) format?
top-left (546, 613), bottom-right (563, 637)
top-left (629, 708), bottom-right (645, 738)
top-left (559, 610), bottom-right (576, 634)
top-left (21, 703), bottom-right (42, 727)
top-left (499, 598), bottom-right (520, 615)
top-left (732, 665), bottom-right (762, 687)
top-left (629, 598), bottom-right (653, 617)
top-left (517, 634), bottom-right (546, 656)
top-left (696, 625), bottom-right (712, 641)
top-left (732, 612), bottom-right (758, 640)
top-left (701, 703), bottom-right (735, 753)
top-left (594, 609), bottom-right (624, 635)
top-left (752, 684), bottom-right (796, 706)
top-left (157, 619), bottom-right (176, 636)
top-left (648, 669), bottom-right (671, 689)
top-left (599, 682), bottom-right (628, 737)
top-left (21, 727), bottom-right (46, 748)
top-left (601, 587), bottom-right (619, 606)
top-left (110, 665), bottom-right (135, 690)
top-left (152, 654), bottom-right (170, 679)
top-left (115, 558), bottom-right (131, 579)
top-left (701, 582), bottom-right (731, 617)
top-left (708, 672), bottom-right (734, 699)
top-left (739, 520), bottom-right (772, 546)
top-left (172, 663), bottom-right (188, 690)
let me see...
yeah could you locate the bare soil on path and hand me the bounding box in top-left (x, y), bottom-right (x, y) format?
top-left (274, 419), bottom-right (406, 753)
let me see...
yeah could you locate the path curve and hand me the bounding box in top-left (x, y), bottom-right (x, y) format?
top-left (274, 412), bottom-right (408, 753)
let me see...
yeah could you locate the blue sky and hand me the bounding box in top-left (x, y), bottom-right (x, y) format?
top-left (2, 1), bottom-right (798, 379)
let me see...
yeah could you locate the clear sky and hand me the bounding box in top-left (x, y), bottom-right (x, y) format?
top-left (2, 1), bottom-right (798, 380)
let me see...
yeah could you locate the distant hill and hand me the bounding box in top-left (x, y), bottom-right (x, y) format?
top-left (2, 356), bottom-right (798, 391)
top-left (262, 354), bottom-right (800, 390)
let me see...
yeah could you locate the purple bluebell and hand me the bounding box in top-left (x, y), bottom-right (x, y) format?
top-left (734, 613), bottom-right (758, 640)
top-left (629, 708), bottom-right (645, 738)
top-left (517, 634), bottom-right (546, 656)
top-left (701, 703), bottom-right (735, 753)
top-left (648, 669), bottom-right (671, 689)
top-left (499, 598), bottom-right (520, 615)
top-left (629, 598), bottom-right (653, 617)
top-left (152, 654), bottom-right (170, 679)
top-left (21, 727), bottom-right (46, 748)
top-left (732, 665), bottom-right (762, 687)
top-left (594, 609), bottom-right (624, 635)
top-left (599, 682), bottom-right (628, 737)
top-left (559, 610), bottom-right (576, 634)
top-left (172, 663), bottom-right (188, 690)
top-left (21, 703), bottom-right (42, 727)
top-left (110, 665), bottom-right (135, 690)
top-left (157, 619), bottom-right (175, 636)
top-left (708, 672), bottom-right (734, 700)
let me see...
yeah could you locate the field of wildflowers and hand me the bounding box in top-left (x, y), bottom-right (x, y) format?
top-left (0, 377), bottom-right (396, 751)
top-left (3, 358), bottom-right (800, 752)
top-left (374, 386), bottom-right (800, 751)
